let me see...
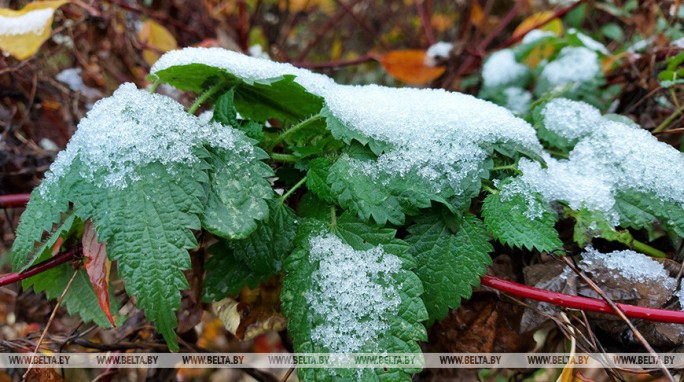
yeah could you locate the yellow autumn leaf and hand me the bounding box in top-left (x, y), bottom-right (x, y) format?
top-left (0, 0), bottom-right (68, 60)
top-left (513, 11), bottom-right (564, 40)
top-left (138, 19), bottom-right (178, 66)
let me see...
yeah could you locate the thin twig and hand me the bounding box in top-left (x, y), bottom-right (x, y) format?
top-left (560, 256), bottom-right (675, 382)
top-left (280, 367), bottom-right (296, 382)
top-left (23, 270), bottom-right (79, 380)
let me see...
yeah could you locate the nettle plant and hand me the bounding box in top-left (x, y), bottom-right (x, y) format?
top-left (479, 28), bottom-right (617, 114)
top-left (11, 47), bottom-right (684, 380)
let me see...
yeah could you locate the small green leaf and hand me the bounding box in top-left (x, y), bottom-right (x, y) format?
top-left (203, 242), bottom-right (269, 302)
top-left (212, 88), bottom-right (240, 127)
top-left (231, 200), bottom-right (298, 274)
top-left (152, 62), bottom-right (323, 122)
top-left (614, 190), bottom-right (684, 238)
top-left (406, 211), bottom-right (493, 323)
top-left (482, 190), bottom-right (562, 252)
top-left (328, 156), bottom-right (405, 225)
top-left (306, 158), bottom-right (334, 203)
top-left (202, 147), bottom-right (274, 240)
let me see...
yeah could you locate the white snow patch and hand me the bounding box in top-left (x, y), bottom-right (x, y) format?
top-left (580, 247), bottom-right (676, 290)
top-left (56, 68), bottom-right (101, 99)
top-left (41, 83), bottom-right (249, 191)
top-left (325, 84), bottom-right (542, 192)
top-left (513, 106), bottom-right (684, 224)
top-left (426, 41), bottom-right (453, 59)
top-left (570, 29), bottom-right (609, 54)
top-left (0, 8), bottom-right (54, 36)
top-left (503, 87), bottom-right (532, 114)
top-left (672, 37), bottom-right (684, 49)
top-left (151, 47), bottom-right (334, 97)
top-left (306, 234), bottom-right (402, 353)
top-left (522, 29), bottom-right (556, 44)
top-left (541, 98), bottom-right (603, 141)
top-left (539, 47), bottom-right (600, 88)
top-left (481, 49), bottom-right (529, 88)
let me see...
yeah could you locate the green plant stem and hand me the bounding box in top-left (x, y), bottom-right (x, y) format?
top-left (546, 149), bottom-right (569, 159)
top-left (653, 103), bottom-right (684, 133)
top-left (270, 153), bottom-right (299, 163)
top-left (481, 184), bottom-right (497, 194)
top-left (280, 177), bottom-right (307, 203)
top-left (268, 114), bottom-right (323, 150)
top-left (491, 164), bottom-right (521, 174)
top-left (149, 79), bottom-right (161, 94)
top-left (610, 230), bottom-right (667, 258)
top-left (188, 82), bottom-right (225, 115)
top-left (330, 206), bottom-right (337, 228)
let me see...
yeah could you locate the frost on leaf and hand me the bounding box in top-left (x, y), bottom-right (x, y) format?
top-left (481, 49), bottom-right (530, 89)
top-left (536, 47), bottom-right (601, 94)
top-left (153, 47), bottom-right (544, 223)
top-left (482, 181), bottom-right (562, 252)
top-left (513, 100), bottom-right (684, 237)
top-left (12, 83), bottom-right (274, 351)
top-left (281, 220), bottom-right (427, 381)
top-left (580, 247), bottom-right (676, 293)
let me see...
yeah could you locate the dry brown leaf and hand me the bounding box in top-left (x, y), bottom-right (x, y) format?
top-left (82, 220), bottom-right (115, 327)
top-left (0, 1), bottom-right (69, 60)
top-left (376, 50), bottom-right (446, 84)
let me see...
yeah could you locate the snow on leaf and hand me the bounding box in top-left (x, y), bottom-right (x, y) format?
top-left (481, 49), bottom-right (530, 89)
top-left (281, 220), bottom-right (426, 381)
top-left (0, 0), bottom-right (68, 60)
top-left (482, 186), bottom-right (562, 252)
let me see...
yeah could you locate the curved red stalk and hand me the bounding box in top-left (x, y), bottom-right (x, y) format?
top-left (0, 248), bottom-right (78, 286)
top-left (2, 193), bottom-right (684, 324)
top-left (481, 275), bottom-right (684, 324)
top-left (0, 194), bottom-right (30, 208)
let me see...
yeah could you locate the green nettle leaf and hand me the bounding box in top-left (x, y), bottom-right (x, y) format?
top-left (11, 162), bottom-right (84, 271)
top-left (72, 162), bottom-right (206, 351)
top-left (322, 106), bottom-right (392, 156)
top-left (203, 242), bottom-right (270, 302)
top-left (152, 62), bottom-right (323, 122)
top-left (482, 191), bottom-right (562, 252)
top-left (212, 88), bottom-right (240, 127)
top-left (306, 158), bottom-right (335, 203)
top-left (571, 208), bottom-right (615, 247)
top-left (614, 190), bottom-right (684, 238)
top-left (231, 200), bottom-right (298, 274)
top-left (202, 147), bottom-right (274, 240)
top-left (25, 265), bottom-right (120, 329)
top-left (327, 156), bottom-right (405, 225)
top-left (406, 211), bottom-right (493, 323)
top-left (281, 217), bottom-right (427, 381)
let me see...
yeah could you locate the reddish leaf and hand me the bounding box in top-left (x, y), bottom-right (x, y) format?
top-left (376, 50), bottom-right (446, 85)
top-left (82, 220), bottom-right (115, 326)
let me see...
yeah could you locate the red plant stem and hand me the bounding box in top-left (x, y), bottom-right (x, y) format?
top-left (0, 249), bottom-right (79, 287)
top-left (0, 194), bottom-right (30, 208)
top-left (481, 275), bottom-right (684, 324)
top-left (415, 0), bottom-right (435, 46)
